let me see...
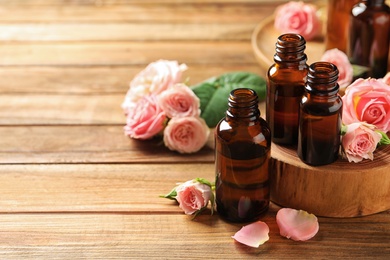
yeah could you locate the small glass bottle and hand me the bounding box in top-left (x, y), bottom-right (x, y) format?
top-left (348, 0), bottom-right (390, 78)
top-left (267, 33), bottom-right (308, 146)
top-left (298, 62), bottom-right (343, 166)
top-left (325, 0), bottom-right (360, 52)
top-left (215, 88), bottom-right (271, 223)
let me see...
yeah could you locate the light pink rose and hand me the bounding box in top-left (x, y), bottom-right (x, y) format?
top-left (124, 95), bottom-right (166, 140)
top-left (164, 116), bottom-right (210, 154)
top-left (276, 208), bottom-right (319, 241)
top-left (175, 179), bottom-right (212, 215)
top-left (342, 122), bottom-right (382, 163)
top-left (321, 48), bottom-right (353, 89)
top-left (122, 60), bottom-right (187, 111)
top-left (342, 78), bottom-right (390, 133)
top-left (274, 1), bottom-right (321, 41)
top-left (158, 83), bottom-right (201, 118)
top-left (380, 72), bottom-right (390, 86)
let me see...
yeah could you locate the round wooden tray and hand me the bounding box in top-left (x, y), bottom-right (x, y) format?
top-left (252, 17), bottom-right (390, 218)
top-left (251, 15), bottom-right (325, 72)
top-left (270, 144), bottom-right (390, 218)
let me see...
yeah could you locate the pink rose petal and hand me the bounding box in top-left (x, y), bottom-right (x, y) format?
top-left (276, 208), bottom-right (319, 241)
top-left (232, 221), bottom-right (270, 248)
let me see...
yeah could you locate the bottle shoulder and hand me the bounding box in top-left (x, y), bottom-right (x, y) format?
top-left (351, 3), bottom-right (367, 17)
top-left (300, 95), bottom-right (343, 114)
top-left (352, 2), bottom-right (390, 19)
top-left (216, 118), bottom-right (271, 143)
top-left (267, 64), bottom-right (308, 81)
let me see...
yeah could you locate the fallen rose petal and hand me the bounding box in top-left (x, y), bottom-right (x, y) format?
top-left (232, 221), bottom-right (270, 248)
top-left (276, 208), bottom-right (319, 241)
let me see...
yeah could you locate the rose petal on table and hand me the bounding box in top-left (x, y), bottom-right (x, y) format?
top-left (276, 208), bottom-right (319, 241)
top-left (232, 221), bottom-right (270, 248)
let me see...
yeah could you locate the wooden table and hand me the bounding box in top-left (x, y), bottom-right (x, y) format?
top-left (0, 0), bottom-right (389, 258)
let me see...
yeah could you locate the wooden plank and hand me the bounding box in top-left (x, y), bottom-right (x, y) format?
top-left (0, 42), bottom-right (257, 66)
top-left (0, 0), bottom-right (293, 6)
top-left (0, 23), bottom-right (255, 42)
top-left (0, 4), bottom-right (276, 23)
top-left (0, 126), bottom-right (214, 164)
top-left (0, 163), bottom-right (215, 212)
top-left (0, 65), bottom-right (265, 94)
top-left (0, 92), bottom-right (256, 125)
top-left (0, 210), bottom-right (388, 259)
top-left (0, 94), bottom-right (124, 124)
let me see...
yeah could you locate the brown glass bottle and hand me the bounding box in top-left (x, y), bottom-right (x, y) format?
top-left (215, 88), bottom-right (271, 223)
top-left (348, 0), bottom-right (390, 78)
top-left (298, 62), bottom-right (343, 166)
top-left (267, 34), bottom-right (308, 146)
top-left (325, 0), bottom-right (360, 52)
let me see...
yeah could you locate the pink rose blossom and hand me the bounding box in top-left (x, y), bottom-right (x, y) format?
top-left (232, 221), bottom-right (270, 248)
top-left (175, 179), bottom-right (212, 215)
top-left (274, 1), bottom-right (321, 41)
top-left (321, 48), bottom-right (353, 89)
top-left (276, 208), bottom-right (319, 241)
top-left (342, 78), bottom-right (390, 133)
top-left (342, 122), bottom-right (382, 163)
top-left (380, 72), bottom-right (390, 86)
top-left (158, 83), bottom-right (201, 118)
top-left (124, 95), bottom-right (166, 140)
top-left (122, 60), bottom-right (187, 111)
top-left (164, 117), bottom-right (210, 154)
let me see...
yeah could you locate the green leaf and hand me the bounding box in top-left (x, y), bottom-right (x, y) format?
top-left (195, 177), bottom-right (213, 188)
top-left (340, 124), bottom-right (348, 135)
top-left (159, 186), bottom-right (177, 200)
top-left (352, 64), bottom-right (370, 78)
top-left (191, 72), bottom-right (266, 127)
top-left (209, 190), bottom-right (215, 215)
top-left (190, 77), bottom-right (218, 114)
top-left (377, 131), bottom-right (390, 146)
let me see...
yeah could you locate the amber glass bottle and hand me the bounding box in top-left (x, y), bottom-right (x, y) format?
top-left (348, 0), bottom-right (390, 78)
top-left (325, 0), bottom-right (360, 52)
top-left (267, 33), bottom-right (308, 146)
top-left (215, 88), bottom-right (271, 223)
top-left (298, 62), bottom-right (343, 166)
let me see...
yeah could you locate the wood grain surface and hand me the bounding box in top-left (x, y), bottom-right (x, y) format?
top-left (0, 0), bottom-right (389, 258)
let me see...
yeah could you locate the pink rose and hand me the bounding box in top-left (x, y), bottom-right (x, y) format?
top-left (342, 122), bottom-right (382, 163)
top-left (380, 72), bottom-right (390, 86)
top-left (175, 179), bottom-right (212, 215)
top-left (158, 83), bottom-right (201, 118)
top-left (274, 1), bottom-right (321, 41)
top-left (164, 116), bottom-right (210, 153)
top-left (320, 48), bottom-right (353, 89)
top-left (124, 95), bottom-right (166, 140)
top-left (122, 60), bottom-right (187, 110)
top-left (342, 78), bottom-right (390, 133)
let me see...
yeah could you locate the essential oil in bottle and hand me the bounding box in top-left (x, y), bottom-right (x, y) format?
top-left (348, 0), bottom-right (390, 78)
top-left (215, 88), bottom-right (271, 223)
top-left (298, 62), bottom-right (343, 166)
top-left (267, 33), bottom-right (308, 146)
top-left (325, 0), bottom-right (360, 52)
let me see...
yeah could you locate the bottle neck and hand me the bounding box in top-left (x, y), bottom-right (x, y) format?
top-left (226, 88), bottom-right (260, 121)
top-left (305, 62), bottom-right (339, 96)
top-left (274, 33), bottom-right (307, 64)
